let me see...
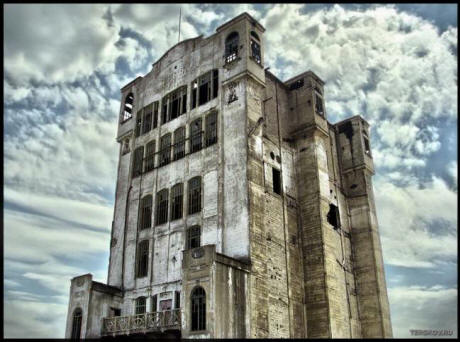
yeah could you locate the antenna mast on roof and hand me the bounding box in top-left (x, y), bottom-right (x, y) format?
top-left (178, 7), bottom-right (182, 43)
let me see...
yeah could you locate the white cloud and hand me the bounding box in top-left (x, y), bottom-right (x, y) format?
top-left (388, 285), bottom-right (457, 338)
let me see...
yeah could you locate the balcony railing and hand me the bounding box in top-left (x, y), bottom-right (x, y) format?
top-left (102, 309), bottom-right (181, 336)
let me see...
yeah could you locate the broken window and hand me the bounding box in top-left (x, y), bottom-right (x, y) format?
top-left (175, 291), bottom-right (180, 309)
top-left (205, 112), bottom-right (218, 146)
top-left (152, 294), bottom-right (158, 312)
top-left (159, 133), bottom-right (171, 167)
top-left (135, 296), bottom-right (147, 314)
top-left (327, 204), bottom-right (341, 229)
top-left (144, 140), bottom-right (156, 172)
top-left (170, 183), bottom-right (183, 221)
top-left (191, 287), bottom-right (206, 331)
top-left (272, 167), bottom-right (281, 195)
top-left (132, 146), bottom-right (144, 178)
top-left (191, 118), bottom-right (202, 153)
top-left (135, 110), bottom-right (142, 137)
top-left (315, 93), bottom-right (324, 116)
top-left (186, 225), bottom-right (201, 249)
top-left (173, 127), bottom-right (186, 161)
top-left (191, 70), bottom-right (218, 108)
top-left (136, 240), bottom-right (149, 278)
top-left (225, 31), bottom-right (239, 64)
top-left (142, 104), bottom-right (153, 134)
top-left (250, 31), bottom-right (261, 65)
top-left (122, 93), bottom-right (134, 122)
top-left (153, 101), bottom-right (159, 129)
top-left (188, 177), bottom-right (201, 215)
top-left (156, 189), bottom-right (169, 225)
top-left (71, 308), bottom-right (82, 340)
top-left (289, 79), bottom-right (304, 90)
top-left (139, 195), bottom-right (152, 230)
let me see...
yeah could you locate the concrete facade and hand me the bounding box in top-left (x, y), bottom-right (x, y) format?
top-left (65, 13), bottom-right (392, 339)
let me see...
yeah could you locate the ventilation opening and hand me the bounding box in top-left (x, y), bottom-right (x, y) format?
top-left (327, 204), bottom-right (340, 229)
top-left (272, 168), bottom-right (281, 195)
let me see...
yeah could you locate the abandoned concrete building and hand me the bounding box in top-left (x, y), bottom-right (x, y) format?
top-left (65, 13), bottom-right (392, 339)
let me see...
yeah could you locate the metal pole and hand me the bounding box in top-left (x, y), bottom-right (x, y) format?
top-left (178, 7), bottom-right (182, 43)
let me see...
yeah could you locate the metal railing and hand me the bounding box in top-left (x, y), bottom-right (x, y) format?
top-left (102, 309), bottom-right (181, 336)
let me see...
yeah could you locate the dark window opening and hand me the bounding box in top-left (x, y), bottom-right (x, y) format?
top-left (110, 308), bottom-right (121, 317)
top-left (142, 104), bottom-right (152, 134)
top-left (156, 189), bottom-right (169, 225)
top-left (198, 74), bottom-right (210, 106)
top-left (315, 93), bottom-right (324, 116)
top-left (135, 111), bottom-right (142, 137)
top-left (272, 168), bottom-right (281, 195)
top-left (145, 140), bottom-right (156, 173)
top-left (71, 308), bottom-right (82, 340)
top-left (205, 112), bottom-right (217, 146)
top-left (162, 97), bottom-right (168, 124)
top-left (327, 204), bottom-right (341, 229)
top-left (289, 79), bottom-right (304, 90)
top-left (188, 177), bottom-right (202, 215)
top-left (139, 195), bottom-right (152, 230)
top-left (135, 297), bottom-right (146, 315)
top-left (170, 92), bottom-right (180, 120)
top-left (191, 119), bottom-right (202, 153)
top-left (250, 39), bottom-right (261, 64)
top-left (153, 101), bottom-right (159, 129)
top-left (191, 80), bottom-right (198, 109)
top-left (136, 240), bottom-right (149, 277)
top-left (364, 136), bottom-right (371, 155)
top-left (212, 70), bottom-right (218, 99)
top-left (170, 183), bottom-right (183, 221)
top-left (175, 291), bottom-right (180, 309)
top-left (173, 127), bottom-right (186, 161)
top-left (132, 147), bottom-right (144, 178)
top-left (191, 70), bottom-right (218, 109)
top-left (225, 32), bottom-right (239, 64)
top-left (186, 225), bottom-right (201, 249)
top-left (122, 93), bottom-right (134, 122)
top-left (182, 90), bottom-right (187, 114)
top-left (159, 133), bottom-right (171, 167)
top-left (152, 295), bottom-right (158, 312)
top-left (191, 287), bottom-right (206, 331)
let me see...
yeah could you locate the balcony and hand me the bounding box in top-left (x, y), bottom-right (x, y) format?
top-left (101, 309), bottom-right (181, 336)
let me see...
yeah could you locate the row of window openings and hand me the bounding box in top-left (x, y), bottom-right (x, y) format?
top-left (123, 69), bottom-right (218, 126)
top-left (225, 30), bottom-right (261, 65)
top-left (134, 287), bottom-right (205, 331)
top-left (132, 113), bottom-right (217, 177)
top-left (136, 225), bottom-right (200, 278)
top-left (139, 177), bottom-right (202, 231)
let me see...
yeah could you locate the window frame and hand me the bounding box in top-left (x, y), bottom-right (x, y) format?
top-left (170, 183), bottom-right (184, 221)
top-left (71, 308), bottom-right (83, 340)
top-left (139, 195), bottom-right (152, 230)
top-left (190, 118), bottom-right (203, 153)
top-left (121, 93), bottom-right (134, 123)
top-left (186, 225), bottom-right (201, 249)
top-left (136, 240), bottom-right (149, 278)
top-left (132, 146), bottom-right (144, 178)
top-left (225, 32), bottom-right (239, 64)
top-left (135, 296), bottom-right (147, 315)
top-left (156, 189), bottom-right (169, 225)
top-left (190, 286), bottom-right (206, 331)
top-left (205, 112), bottom-right (218, 147)
top-left (159, 133), bottom-right (172, 167)
top-left (188, 177), bottom-right (202, 215)
top-left (144, 140), bottom-right (156, 173)
top-left (173, 127), bottom-right (186, 161)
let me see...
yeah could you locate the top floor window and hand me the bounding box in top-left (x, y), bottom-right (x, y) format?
top-left (122, 93), bottom-right (134, 122)
top-left (191, 70), bottom-right (219, 109)
top-left (225, 32), bottom-right (239, 64)
top-left (250, 31), bottom-right (261, 65)
top-left (315, 93), bottom-right (324, 116)
top-left (162, 86), bottom-right (187, 124)
top-left (142, 104), bottom-right (153, 134)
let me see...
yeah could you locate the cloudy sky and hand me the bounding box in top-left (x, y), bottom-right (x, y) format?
top-left (3, 3), bottom-right (457, 338)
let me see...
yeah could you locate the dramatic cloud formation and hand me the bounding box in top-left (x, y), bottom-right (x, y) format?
top-left (4, 3), bottom-right (457, 338)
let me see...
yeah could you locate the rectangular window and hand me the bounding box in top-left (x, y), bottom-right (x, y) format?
top-left (251, 39), bottom-right (261, 64)
top-left (135, 297), bottom-right (146, 314)
top-left (173, 127), bottom-right (186, 161)
top-left (181, 88), bottom-right (187, 114)
top-left (198, 72), bottom-right (211, 106)
top-left (191, 119), bottom-right (202, 153)
top-left (364, 136), bottom-right (371, 155)
top-left (170, 183), bottom-right (183, 221)
top-left (315, 93), bottom-right (324, 116)
top-left (186, 226), bottom-right (201, 249)
top-left (144, 140), bottom-right (155, 172)
top-left (132, 147), bottom-right (144, 178)
top-left (139, 195), bottom-right (152, 230)
top-left (142, 104), bottom-right (152, 134)
top-left (175, 291), bottom-right (180, 309)
top-left (162, 96), bottom-right (168, 124)
top-left (188, 177), bottom-right (201, 215)
top-left (272, 168), bottom-right (281, 195)
top-left (153, 101), bottom-right (159, 129)
top-left (159, 134), bottom-right (171, 167)
top-left (136, 241), bottom-right (149, 278)
top-left (212, 70), bottom-right (218, 99)
top-left (152, 295), bottom-right (158, 312)
top-left (191, 80), bottom-right (198, 109)
top-left (156, 189), bottom-right (169, 225)
top-left (170, 91), bottom-right (180, 120)
top-left (135, 110), bottom-right (142, 137)
top-left (205, 112), bottom-right (217, 146)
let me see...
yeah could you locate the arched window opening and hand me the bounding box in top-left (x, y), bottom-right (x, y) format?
top-left (188, 177), bottom-right (202, 215)
top-left (136, 240), bottom-right (149, 277)
top-left (135, 296), bottom-right (147, 315)
top-left (122, 93), bottom-right (134, 122)
top-left (191, 287), bottom-right (206, 331)
top-left (225, 32), bottom-right (239, 64)
top-left (186, 225), bottom-right (201, 249)
top-left (139, 195), bottom-right (152, 230)
top-left (250, 31), bottom-right (261, 64)
top-left (71, 308), bottom-right (82, 340)
top-left (250, 31), bottom-right (260, 41)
